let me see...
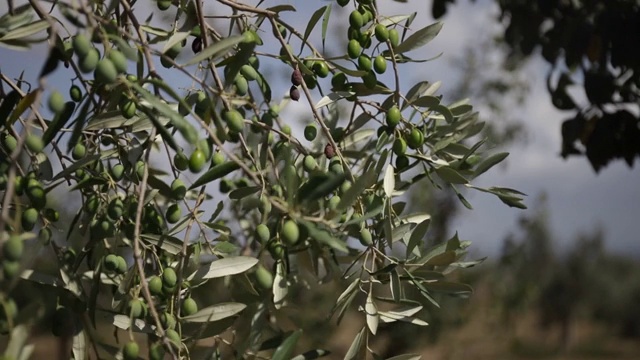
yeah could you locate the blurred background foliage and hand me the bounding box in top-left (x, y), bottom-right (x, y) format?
top-left (432, 0), bottom-right (640, 173)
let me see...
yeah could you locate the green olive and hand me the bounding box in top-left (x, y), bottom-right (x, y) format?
top-left (281, 220), bottom-right (300, 245)
top-left (165, 204), bottom-right (181, 224)
top-left (72, 143), bottom-right (86, 160)
top-left (393, 137), bottom-right (407, 156)
top-left (303, 155), bottom-right (317, 172)
top-left (25, 134), bottom-right (44, 153)
top-left (94, 59), bottom-right (118, 84)
top-left (72, 34), bottom-right (92, 57)
top-left (21, 208), bottom-right (38, 231)
top-left (108, 50), bottom-right (128, 73)
top-left (148, 276), bottom-right (163, 296)
top-left (2, 235), bottom-right (23, 261)
top-left (375, 24), bottom-right (390, 42)
top-left (386, 105), bottom-right (401, 128)
top-left (103, 254), bottom-right (119, 273)
top-left (48, 91), bottom-right (65, 114)
top-left (174, 152), bottom-right (189, 171)
top-left (189, 149), bottom-right (206, 173)
top-left (254, 265), bottom-right (274, 290)
top-left (373, 55), bottom-right (387, 74)
top-left (122, 341), bottom-right (139, 360)
top-left (181, 297), bottom-right (198, 316)
top-left (162, 267), bottom-right (177, 287)
top-left (349, 10), bottom-right (364, 28)
top-left (347, 39), bottom-right (361, 59)
top-left (389, 28), bottom-right (400, 47)
top-left (255, 224), bottom-right (270, 243)
top-left (79, 48), bottom-right (99, 73)
top-left (111, 164), bottom-right (125, 181)
top-left (304, 124), bottom-right (318, 141)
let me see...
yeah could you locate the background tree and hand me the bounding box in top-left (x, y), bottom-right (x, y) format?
top-left (431, 0), bottom-right (640, 172)
top-left (0, 0), bottom-right (525, 359)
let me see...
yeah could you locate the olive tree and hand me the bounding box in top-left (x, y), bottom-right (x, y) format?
top-left (0, 0), bottom-right (525, 359)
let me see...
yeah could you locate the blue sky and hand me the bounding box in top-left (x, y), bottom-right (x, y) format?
top-left (2, 0), bottom-right (639, 258)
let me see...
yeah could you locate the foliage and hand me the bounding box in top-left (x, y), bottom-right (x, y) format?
top-left (0, 0), bottom-right (524, 359)
top-left (492, 196), bottom-right (640, 348)
top-left (431, 0), bottom-right (640, 172)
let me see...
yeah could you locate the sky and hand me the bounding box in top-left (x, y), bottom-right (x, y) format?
top-left (1, 0), bottom-right (639, 259)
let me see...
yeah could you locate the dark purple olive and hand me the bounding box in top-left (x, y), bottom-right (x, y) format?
top-left (291, 67), bottom-right (303, 86)
top-left (324, 143), bottom-right (336, 159)
top-left (191, 37), bottom-right (202, 53)
top-left (289, 86), bottom-right (300, 101)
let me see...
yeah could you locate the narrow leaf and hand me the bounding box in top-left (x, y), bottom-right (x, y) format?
top-left (394, 21), bottom-right (443, 54)
top-left (301, 6), bottom-right (327, 53)
top-left (297, 173), bottom-right (347, 203)
top-left (337, 167), bottom-right (376, 212)
top-left (341, 129), bottom-right (375, 150)
top-left (190, 161), bottom-right (241, 189)
top-left (383, 164), bottom-right (395, 197)
top-left (406, 218), bottom-right (430, 258)
top-left (0, 20), bottom-right (49, 41)
top-left (181, 302), bottom-right (246, 323)
top-left (229, 185), bottom-right (260, 200)
top-left (423, 281), bottom-right (473, 296)
top-left (315, 92), bottom-right (353, 109)
top-left (42, 101), bottom-right (75, 146)
top-left (183, 35), bottom-right (245, 66)
top-left (344, 327), bottom-right (366, 360)
top-left (365, 293), bottom-right (378, 335)
top-left (187, 256), bottom-right (258, 281)
top-left (272, 330), bottom-right (303, 360)
top-left (273, 260), bottom-right (287, 309)
top-left (473, 152), bottom-right (509, 178)
top-left (435, 166), bottom-right (468, 184)
top-left (8, 90), bottom-right (37, 125)
top-left (72, 330), bottom-right (86, 360)
top-left (321, 5), bottom-right (331, 48)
